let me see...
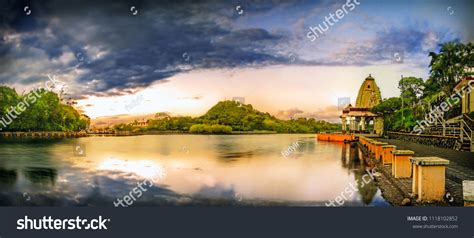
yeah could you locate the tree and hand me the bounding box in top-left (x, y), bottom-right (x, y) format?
top-left (371, 97), bottom-right (403, 132)
top-left (429, 41), bottom-right (473, 96)
top-left (0, 86), bottom-right (89, 131)
top-left (398, 77), bottom-right (424, 106)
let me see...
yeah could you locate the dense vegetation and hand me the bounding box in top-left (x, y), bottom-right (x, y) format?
top-left (0, 86), bottom-right (89, 131)
top-left (371, 41), bottom-right (473, 132)
top-left (189, 124), bottom-right (233, 134)
top-left (115, 100), bottom-right (341, 134)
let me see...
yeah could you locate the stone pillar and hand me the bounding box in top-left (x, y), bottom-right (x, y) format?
top-left (374, 117), bottom-right (384, 135)
top-left (411, 157), bottom-right (449, 202)
top-left (351, 117), bottom-right (356, 131)
top-left (341, 117), bottom-right (347, 132)
top-left (360, 117), bottom-right (366, 132)
top-left (392, 150), bottom-right (415, 178)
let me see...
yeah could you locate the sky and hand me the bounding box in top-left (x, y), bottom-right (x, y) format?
top-left (0, 0), bottom-right (473, 122)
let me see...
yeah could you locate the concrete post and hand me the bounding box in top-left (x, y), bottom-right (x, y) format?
top-left (392, 150), bottom-right (415, 178)
top-left (381, 145), bottom-right (396, 165)
top-left (411, 157), bottom-right (449, 202)
top-left (374, 142), bottom-right (388, 161)
top-left (463, 181), bottom-right (474, 206)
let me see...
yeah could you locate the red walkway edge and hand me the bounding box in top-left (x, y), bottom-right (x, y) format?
top-left (317, 133), bottom-right (355, 142)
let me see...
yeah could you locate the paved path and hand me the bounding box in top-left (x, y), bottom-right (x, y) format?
top-left (379, 138), bottom-right (474, 170)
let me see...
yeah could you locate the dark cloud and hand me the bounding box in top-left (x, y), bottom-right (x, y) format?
top-left (0, 0), bottom-right (295, 96)
top-left (0, 0), bottom-right (468, 97)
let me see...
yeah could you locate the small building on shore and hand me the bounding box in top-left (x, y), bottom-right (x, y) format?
top-left (454, 77), bottom-right (474, 114)
top-left (131, 119), bottom-right (149, 127)
top-left (340, 74), bottom-right (384, 135)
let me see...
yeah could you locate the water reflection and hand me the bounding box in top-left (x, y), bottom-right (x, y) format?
top-left (0, 135), bottom-right (388, 206)
top-left (24, 167), bottom-right (57, 185)
top-left (0, 168), bottom-right (17, 186)
top-left (341, 143), bottom-right (379, 205)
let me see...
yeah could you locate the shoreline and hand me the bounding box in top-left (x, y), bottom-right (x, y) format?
top-left (0, 131), bottom-right (328, 139)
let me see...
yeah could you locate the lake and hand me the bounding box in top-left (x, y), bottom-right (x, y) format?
top-left (0, 134), bottom-right (389, 206)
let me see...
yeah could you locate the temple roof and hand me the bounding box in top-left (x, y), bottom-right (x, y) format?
top-left (340, 107), bottom-right (378, 118)
top-left (355, 74), bottom-right (382, 108)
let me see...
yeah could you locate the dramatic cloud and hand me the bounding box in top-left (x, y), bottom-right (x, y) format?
top-left (0, 0), bottom-right (295, 97)
top-left (0, 0), bottom-right (471, 100)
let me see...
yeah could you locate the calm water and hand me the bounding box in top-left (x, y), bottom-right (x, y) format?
top-left (0, 134), bottom-right (388, 206)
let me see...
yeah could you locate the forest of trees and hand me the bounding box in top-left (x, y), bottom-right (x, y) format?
top-left (114, 100), bottom-right (341, 134)
top-left (0, 86), bottom-right (90, 131)
top-left (371, 41), bottom-right (473, 132)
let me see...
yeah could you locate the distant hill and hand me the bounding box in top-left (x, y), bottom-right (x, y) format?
top-left (112, 100), bottom-right (340, 133)
top-left (199, 101), bottom-right (272, 131)
top-left (197, 100), bottom-right (340, 133)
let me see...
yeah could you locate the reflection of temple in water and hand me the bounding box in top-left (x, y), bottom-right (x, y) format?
top-left (340, 143), bottom-right (361, 170)
top-left (340, 143), bottom-right (378, 205)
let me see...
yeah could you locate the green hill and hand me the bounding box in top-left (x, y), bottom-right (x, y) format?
top-left (126, 100), bottom-right (340, 134)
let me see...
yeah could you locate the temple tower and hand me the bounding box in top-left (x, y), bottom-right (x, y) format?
top-left (355, 74), bottom-right (382, 108)
top-left (340, 74), bottom-right (384, 135)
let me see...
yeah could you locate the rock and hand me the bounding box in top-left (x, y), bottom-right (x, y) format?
top-left (401, 198), bottom-right (411, 206)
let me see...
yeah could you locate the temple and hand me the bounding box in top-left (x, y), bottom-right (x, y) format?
top-left (340, 74), bottom-right (384, 135)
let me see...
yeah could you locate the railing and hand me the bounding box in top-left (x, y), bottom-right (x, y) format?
top-left (461, 119), bottom-right (472, 141)
top-left (461, 114), bottom-right (474, 152)
top-left (464, 113), bottom-right (474, 125)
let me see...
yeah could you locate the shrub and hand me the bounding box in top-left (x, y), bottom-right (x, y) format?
top-left (189, 124), bottom-right (232, 134)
